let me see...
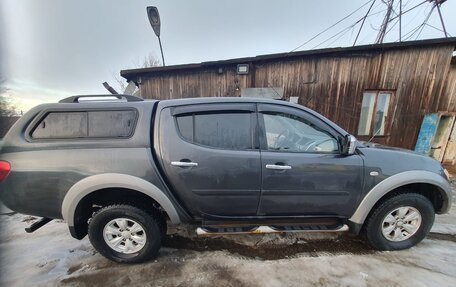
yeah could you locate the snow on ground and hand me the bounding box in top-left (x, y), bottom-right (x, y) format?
top-left (1, 186), bottom-right (455, 286)
top-left (1, 210), bottom-right (455, 287)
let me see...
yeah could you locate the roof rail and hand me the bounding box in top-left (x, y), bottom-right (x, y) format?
top-left (59, 94), bottom-right (144, 103)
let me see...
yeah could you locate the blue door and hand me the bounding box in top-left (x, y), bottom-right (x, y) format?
top-left (415, 113), bottom-right (439, 154)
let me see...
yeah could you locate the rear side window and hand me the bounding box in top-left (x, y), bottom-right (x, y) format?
top-left (88, 110), bottom-right (136, 137)
top-left (31, 110), bottom-right (137, 139)
top-left (32, 112), bottom-right (88, 139)
top-left (176, 112), bottom-right (253, 150)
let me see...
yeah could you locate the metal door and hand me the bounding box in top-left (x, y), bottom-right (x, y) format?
top-left (257, 104), bottom-right (364, 217)
top-left (158, 104), bottom-right (262, 218)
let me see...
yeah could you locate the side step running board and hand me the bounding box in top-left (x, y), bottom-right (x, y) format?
top-left (196, 224), bottom-right (348, 236)
top-left (25, 217), bottom-right (52, 233)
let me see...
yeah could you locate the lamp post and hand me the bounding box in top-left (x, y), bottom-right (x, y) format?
top-left (147, 6), bottom-right (165, 66)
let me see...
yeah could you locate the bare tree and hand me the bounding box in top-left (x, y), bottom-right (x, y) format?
top-left (113, 54), bottom-right (162, 93)
top-left (0, 78), bottom-right (17, 117)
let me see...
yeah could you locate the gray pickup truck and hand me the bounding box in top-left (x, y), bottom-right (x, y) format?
top-left (0, 95), bottom-right (452, 263)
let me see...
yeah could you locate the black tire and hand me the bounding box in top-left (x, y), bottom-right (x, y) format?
top-left (363, 193), bottom-right (435, 251)
top-left (88, 204), bottom-right (162, 263)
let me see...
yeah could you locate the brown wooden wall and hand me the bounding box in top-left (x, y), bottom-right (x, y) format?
top-left (441, 63), bottom-right (456, 112)
top-left (139, 45), bottom-right (455, 149)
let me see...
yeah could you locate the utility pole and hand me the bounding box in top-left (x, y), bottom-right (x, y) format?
top-left (376, 0), bottom-right (395, 44)
top-left (434, 0), bottom-right (448, 37)
top-left (399, 0), bottom-right (402, 41)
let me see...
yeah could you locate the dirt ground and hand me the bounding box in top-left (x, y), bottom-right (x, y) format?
top-left (1, 189), bottom-right (456, 287)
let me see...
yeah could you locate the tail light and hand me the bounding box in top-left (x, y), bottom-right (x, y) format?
top-left (0, 161), bottom-right (11, 182)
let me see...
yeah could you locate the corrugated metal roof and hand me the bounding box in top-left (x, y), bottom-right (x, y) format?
top-left (121, 37), bottom-right (456, 81)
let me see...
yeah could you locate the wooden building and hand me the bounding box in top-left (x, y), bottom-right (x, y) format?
top-left (121, 38), bottom-right (456, 157)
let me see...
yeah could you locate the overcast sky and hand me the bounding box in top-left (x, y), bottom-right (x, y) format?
top-left (1, 0), bottom-right (455, 112)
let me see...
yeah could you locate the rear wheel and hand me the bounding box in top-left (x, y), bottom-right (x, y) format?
top-left (88, 204), bottom-right (163, 263)
top-left (363, 193), bottom-right (435, 250)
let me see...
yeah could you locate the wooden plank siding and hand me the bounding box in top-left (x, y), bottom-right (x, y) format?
top-left (441, 63), bottom-right (456, 112)
top-left (137, 44), bottom-right (455, 149)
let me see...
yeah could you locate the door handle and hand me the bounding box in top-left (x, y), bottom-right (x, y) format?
top-left (265, 164), bottom-right (292, 170)
top-left (171, 161), bottom-right (198, 167)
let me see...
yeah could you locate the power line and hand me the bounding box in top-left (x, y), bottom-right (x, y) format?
top-left (401, 4), bottom-right (434, 41)
top-left (401, 0), bottom-right (415, 10)
top-left (312, 17), bottom-right (365, 49)
top-left (435, 1), bottom-right (448, 37)
top-left (388, 0), bottom-right (428, 22)
top-left (385, 16), bottom-right (400, 36)
top-left (400, 2), bottom-right (435, 41)
top-left (358, 0), bottom-right (416, 44)
top-left (414, 4), bottom-right (436, 40)
top-left (401, 24), bottom-right (423, 40)
top-left (328, 26), bottom-right (357, 48)
top-left (289, 0), bottom-right (374, 52)
top-left (353, 0), bottom-right (377, 46)
top-left (425, 23), bottom-right (452, 37)
top-left (383, 0), bottom-right (433, 42)
top-left (310, 0), bottom-right (420, 49)
top-left (399, 1), bottom-right (429, 31)
top-left (376, 0), bottom-right (395, 44)
top-left (377, 0), bottom-right (428, 42)
top-left (289, 0), bottom-right (448, 53)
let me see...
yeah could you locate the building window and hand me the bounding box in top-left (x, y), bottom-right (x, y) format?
top-left (357, 91), bottom-right (392, 136)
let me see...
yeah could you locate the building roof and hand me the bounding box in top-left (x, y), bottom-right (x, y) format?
top-left (121, 37), bottom-right (456, 81)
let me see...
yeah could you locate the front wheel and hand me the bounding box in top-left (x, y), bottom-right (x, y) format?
top-left (88, 204), bottom-right (163, 263)
top-left (363, 193), bottom-right (435, 251)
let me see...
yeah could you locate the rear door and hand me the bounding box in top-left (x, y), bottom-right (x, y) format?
top-left (158, 103), bottom-right (261, 218)
top-left (257, 103), bottom-right (364, 217)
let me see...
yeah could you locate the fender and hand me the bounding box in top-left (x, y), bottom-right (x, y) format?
top-left (61, 173), bottom-right (181, 227)
top-left (349, 170), bottom-right (452, 225)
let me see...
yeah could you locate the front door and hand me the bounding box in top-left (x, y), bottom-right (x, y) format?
top-left (257, 104), bottom-right (363, 217)
top-left (158, 103), bottom-right (261, 218)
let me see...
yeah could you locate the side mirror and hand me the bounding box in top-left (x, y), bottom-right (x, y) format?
top-left (342, 134), bottom-right (357, 155)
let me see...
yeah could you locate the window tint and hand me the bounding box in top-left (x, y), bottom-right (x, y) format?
top-left (176, 112), bottom-right (252, 150)
top-left (88, 110), bottom-right (136, 137)
top-left (262, 113), bottom-right (338, 153)
top-left (32, 112), bottom-right (88, 139)
top-left (357, 91), bottom-right (392, 136)
top-left (176, 115), bottom-right (193, 141)
top-left (31, 110), bottom-right (137, 139)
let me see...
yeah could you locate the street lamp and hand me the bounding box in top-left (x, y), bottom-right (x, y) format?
top-left (147, 6), bottom-right (165, 66)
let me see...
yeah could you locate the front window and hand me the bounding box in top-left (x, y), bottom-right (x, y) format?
top-left (357, 91), bottom-right (392, 136)
top-left (262, 113), bottom-right (338, 153)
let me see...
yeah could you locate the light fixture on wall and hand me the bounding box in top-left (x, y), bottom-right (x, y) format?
top-left (237, 64), bottom-right (249, 75)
